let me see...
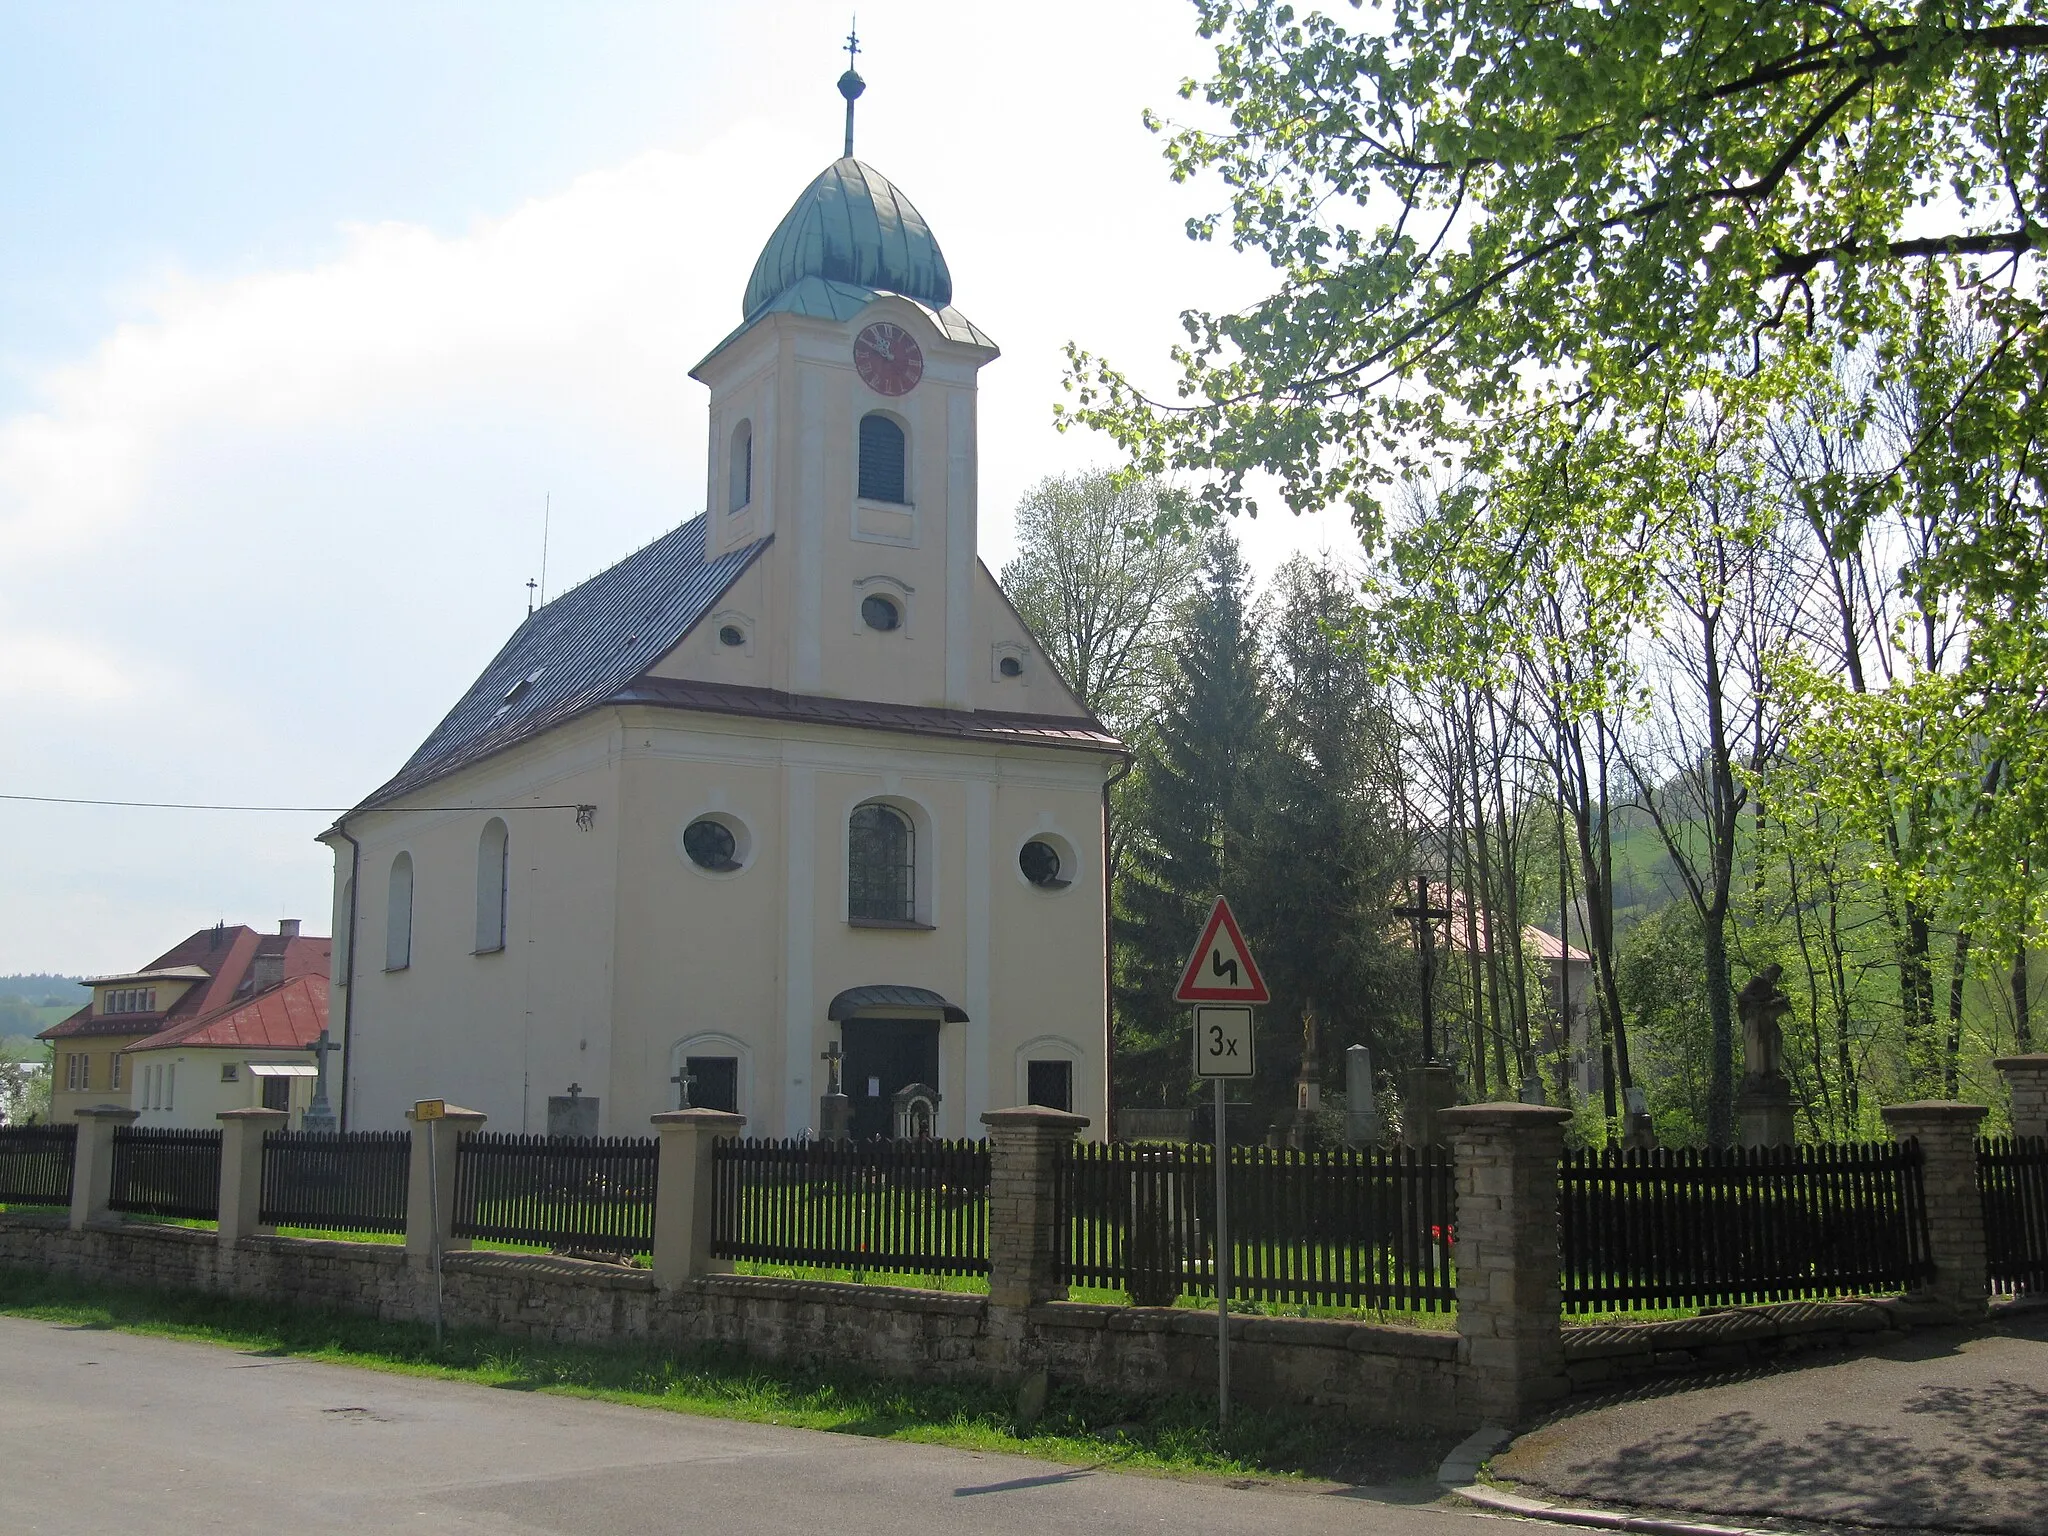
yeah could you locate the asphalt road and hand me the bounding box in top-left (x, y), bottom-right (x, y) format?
top-left (1493, 1309), bottom-right (2048, 1535)
top-left (0, 1315), bottom-right (1491, 1535)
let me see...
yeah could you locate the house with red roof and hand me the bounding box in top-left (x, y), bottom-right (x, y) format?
top-left (38, 921), bottom-right (330, 1129)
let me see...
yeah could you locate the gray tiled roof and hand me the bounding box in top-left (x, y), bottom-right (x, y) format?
top-left (358, 516), bottom-right (769, 809)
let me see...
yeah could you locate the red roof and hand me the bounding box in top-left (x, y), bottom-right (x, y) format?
top-left (129, 973), bottom-right (327, 1054)
top-left (1396, 882), bottom-right (1591, 966)
top-left (39, 924), bottom-right (330, 1041)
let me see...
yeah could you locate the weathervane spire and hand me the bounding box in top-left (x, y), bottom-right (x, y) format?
top-left (838, 18), bottom-right (865, 159)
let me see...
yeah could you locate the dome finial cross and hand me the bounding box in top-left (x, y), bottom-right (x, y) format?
top-left (838, 18), bottom-right (866, 159)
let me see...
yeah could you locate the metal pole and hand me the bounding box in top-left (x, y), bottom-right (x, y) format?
top-left (428, 1130), bottom-right (444, 1351)
top-left (1214, 1074), bottom-right (1230, 1425)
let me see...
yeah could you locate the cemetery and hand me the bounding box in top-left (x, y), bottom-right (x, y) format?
top-left (1, 1051), bottom-right (2042, 1433)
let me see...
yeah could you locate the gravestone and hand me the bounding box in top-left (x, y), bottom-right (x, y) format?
top-left (818, 1042), bottom-right (852, 1141)
top-left (547, 1083), bottom-right (599, 1139)
top-left (891, 1082), bottom-right (940, 1140)
top-left (1344, 1044), bottom-right (1382, 1146)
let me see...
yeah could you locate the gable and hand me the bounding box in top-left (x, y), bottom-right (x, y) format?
top-left (969, 561), bottom-right (1094, 720)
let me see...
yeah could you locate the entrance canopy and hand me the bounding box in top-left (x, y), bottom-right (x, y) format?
top-left (826, 985), bottom-right (968, 1023)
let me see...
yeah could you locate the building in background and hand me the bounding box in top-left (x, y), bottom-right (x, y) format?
top-left (323, 74), bottom-right (1123, 1139)
top-left (38, 921), bottom-right (329, 1125)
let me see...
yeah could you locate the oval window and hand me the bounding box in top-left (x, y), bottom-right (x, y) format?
top-left (999, 655), bottom-right (1023, 677)
top-left (861, 594), bottom-right (902, 632)
top-left (717, 623), bottom-right (745, 648)
top-left (1019, 839), bottom-right (1066, 888)
top-left (683, 818), bottom-right (740, 872)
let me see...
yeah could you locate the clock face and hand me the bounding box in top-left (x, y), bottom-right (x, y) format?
top-left (853, 322), bottom-right (924, 396)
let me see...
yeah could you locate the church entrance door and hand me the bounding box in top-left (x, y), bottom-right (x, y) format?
top-left (840, 1017), bottom-right (940, 1141)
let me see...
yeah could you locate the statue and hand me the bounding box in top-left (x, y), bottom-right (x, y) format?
top-left (1735, 965), bottom-right (1796, 1147)
top-left (1737, 964), bottom-right (1791, 1087)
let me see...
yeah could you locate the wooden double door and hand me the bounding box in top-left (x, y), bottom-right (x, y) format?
top-left (840, 1017), bottom-right (940, 1141)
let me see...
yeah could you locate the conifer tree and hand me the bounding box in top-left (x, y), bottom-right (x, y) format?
top-left (1115, 532), bottom-right (1265, 1106)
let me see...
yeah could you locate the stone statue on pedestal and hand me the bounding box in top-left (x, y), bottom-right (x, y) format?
top-left (1735, 964), bottom-right (1797, 1147)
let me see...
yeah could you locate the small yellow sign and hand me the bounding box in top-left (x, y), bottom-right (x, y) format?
top-left (413, 1098), bottom-right (446, 1122)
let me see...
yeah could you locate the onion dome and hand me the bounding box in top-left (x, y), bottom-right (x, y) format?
top-left (741, 158), bottom-right (953, 321)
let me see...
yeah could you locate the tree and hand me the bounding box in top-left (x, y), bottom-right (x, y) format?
top-left (1116, 532), bottom-right (1267, 1106)
top-left (1235, 556), bottom-right (1407, 1110)
top-left (999, 471), bottom-right (1201, 745)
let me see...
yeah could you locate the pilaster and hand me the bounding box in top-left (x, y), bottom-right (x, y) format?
top-left (69, 1105), bottom-right (139, 1230)
top-left (215, 1108), bottom-right (288, 1249)
top-left (404, 1104), bottom-right (486, 1263)
top-left (982, 1106), bottom-right (1088, 1310)
top-left (1882, 1101), bottom-right (1990, 1319)
top-left (650, 1108), bottom-right (746, 1290)
top-left (1994, 1055), bottom-right (2048, 1140)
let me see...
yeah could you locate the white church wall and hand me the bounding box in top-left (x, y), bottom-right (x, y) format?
top-left (329, 718), bottom-right (624, 1132)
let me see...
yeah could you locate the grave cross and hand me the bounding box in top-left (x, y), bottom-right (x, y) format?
top-left (1392, 876), bottom-right (1453, 1063)
top-left (669, 1065), bottom-right (696, 1110)
top-left (301, 1028), bottom-right (341, 1134)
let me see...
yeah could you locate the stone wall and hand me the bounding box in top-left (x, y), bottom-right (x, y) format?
top-left (0, 1213), bottom-right (1461, 1429)
top-left (1560, 1298), bottom-right (1932, 1391)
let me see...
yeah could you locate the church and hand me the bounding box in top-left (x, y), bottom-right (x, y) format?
top-left (320, 64), bottom-right (1122, 1139)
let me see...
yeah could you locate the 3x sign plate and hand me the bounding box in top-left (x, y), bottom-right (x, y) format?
top-left (1193, 1005), bottom-right (1256, 1078)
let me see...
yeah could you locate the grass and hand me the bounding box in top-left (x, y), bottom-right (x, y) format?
top-left (0, 1265), bottom-right (1455, 1487)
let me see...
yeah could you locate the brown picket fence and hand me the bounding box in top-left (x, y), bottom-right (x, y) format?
top-left (1980, 1135), bottom-right (2048, 1295)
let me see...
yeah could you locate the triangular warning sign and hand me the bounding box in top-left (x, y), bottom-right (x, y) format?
top-left (1174, 894), bottom-right (1270, 1004)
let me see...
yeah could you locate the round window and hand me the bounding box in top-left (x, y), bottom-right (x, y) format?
top-left (1019, 839), bottom-right (1066, 888)
top-left (682, 818), bottom-right (740, 872)
top-left (861, 594), bottom-right (902, 632)
top-left (998, 654), bottom-right (1024, 677)
top-left (717, 623), bottom-right (745, 648)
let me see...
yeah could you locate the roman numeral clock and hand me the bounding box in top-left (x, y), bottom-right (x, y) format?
top-left (853, 321), bottom-right (923, 396)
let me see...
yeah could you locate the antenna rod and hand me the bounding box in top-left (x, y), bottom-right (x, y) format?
top-left (540, 493), bottom-right (551, 606)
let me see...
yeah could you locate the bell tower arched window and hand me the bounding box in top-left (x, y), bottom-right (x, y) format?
top-left (729, 419), bottom-right (753, 512)
top-left (848, 801), bottom-right (914, 923)
top-left (857, 413), bottom-right (906, 504)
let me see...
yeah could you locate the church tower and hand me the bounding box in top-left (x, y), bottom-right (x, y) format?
top-left (680, 57), bottom-right (1001, 715)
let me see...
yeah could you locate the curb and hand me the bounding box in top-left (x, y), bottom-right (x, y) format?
top-left (1437, 1428), bottom-right (1789, 1536)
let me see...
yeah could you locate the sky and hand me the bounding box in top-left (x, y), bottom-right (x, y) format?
top-left (0, 0), bottom-right (1367, 976)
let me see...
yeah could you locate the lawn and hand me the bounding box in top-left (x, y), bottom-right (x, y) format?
top-left (0, 1265), bottom-right (1457, 1487)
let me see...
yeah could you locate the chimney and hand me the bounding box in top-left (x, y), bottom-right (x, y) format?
top-left (251, 949), bottom-right (286, 992)
top-left (278, 918), bottom-right (301, 939)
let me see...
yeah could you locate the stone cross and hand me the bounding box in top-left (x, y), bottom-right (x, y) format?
top-left (301, 1028), bottom-right (341, 1134)
top-left (669, 1065), bottom-right (695, 1110)
top-left (820, 1041), bottom-right (843, 1097)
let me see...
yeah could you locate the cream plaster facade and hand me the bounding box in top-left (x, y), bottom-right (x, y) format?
top-left (325, 154), bottom-right (1120, 1138)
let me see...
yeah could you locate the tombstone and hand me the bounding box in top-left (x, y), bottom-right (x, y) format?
top-left (1621, 1085), bottom-right (1658, 1150)
top-left (1401, 1063), bottom-right (1460, 1149)
top-left (891, 1082), bottom-right (940, 1140)
top-left (1287, 1005), bottom-right (1323, 1150)
top-left (1519, 1071), bottom-right (1549, 1106)
top-left (1344, 1044), bottom-right (1382, 1147)
top-left (1735, 965), bottom-right (1797, 1148)
top-left (818, 1042), bottom-right (852, 1141)
top-left (547, 1083), bottom-right (599, 1139)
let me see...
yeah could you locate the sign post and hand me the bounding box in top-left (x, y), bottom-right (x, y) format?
top-left (414, 1098), bottom-right (447, 1349)
top-left (1176, 896), bottom-right (1267, 1426)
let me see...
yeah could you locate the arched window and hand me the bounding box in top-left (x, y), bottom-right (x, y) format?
top-left (728, 419), bottom-right (753, 512)
top-left (857, 413), bottom-right (906, 504)
top-left (385, 852), bottom-right (413, 971)
top-left (848, 801), bottom-right (915, 923)
top-left (335, 877), bottom-right (353, 982)
top-left (475, 819), bottom-right (508, 953)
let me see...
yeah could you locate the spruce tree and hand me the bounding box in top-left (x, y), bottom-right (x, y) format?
top-left (1115, 532), bottom-right (1266, 1107)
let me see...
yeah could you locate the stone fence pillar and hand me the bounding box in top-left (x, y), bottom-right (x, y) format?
top-left (1444, 1103), bottom-right (1571, 1427)
top-left (1882, 1101), bottom-right (1989, 1319)
top-left (404, 1103), bottom-right (486, 1264)
top-left (649, 1109), bottom-right (746, 1290)
top-left (982, 1106), bottom-right (1088, 1309)
top-left (69, 1105), bottom-right (139, 1230)
top-left (215, 1108), bottom-right (287, 1249)
top-left (1994, 1055), bottom-right (2048, 1140)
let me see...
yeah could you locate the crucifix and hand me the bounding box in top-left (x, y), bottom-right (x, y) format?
top-left (302, 1028), bottom-right (341, 1133)
top-left (837, 20), bottom-right (866, 159)
top-left (669, 1064), bottom-right (696, 1110)
top-left (820, 1041), bottom-right (844, 1097)
top-left (1392, 875), bottom-right (1453, 1063)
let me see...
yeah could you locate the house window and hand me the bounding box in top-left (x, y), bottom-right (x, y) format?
top-left (110, 1054), bottom-right (122, 1091)
top-left (103, 987), bottom-right (157, 1015)
top-left (65, 1053), bottom-right (87, 1092)
top-left (475, 819), bottom-right (509, 954)
top-left (848, 802), bottom-right (915, 923)
top-left (729, 420), bottom-right (753, 512)
top-left (386, 852), bottom-right (414, 970)
top-left (165, 1065), bottom-right (175, 1112)
top-left (1026, 1059), bottom-right (1074, 1113)
top-left (857, 413), bottom-right (906, 503)
top-left (221, 1064), bottom-right (238, 1083)
top-left (262, 1075), bottom-right (290, 1113)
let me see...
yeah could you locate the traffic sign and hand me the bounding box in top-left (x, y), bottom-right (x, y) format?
top-left (1193, 1005), bottom-right (1256, 1078)
top-left (1174, 895), bottom-right (1270, 1004)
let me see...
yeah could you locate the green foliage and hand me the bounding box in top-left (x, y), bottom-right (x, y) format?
top-left (1617, 906), bottom-right (1714, 1146)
